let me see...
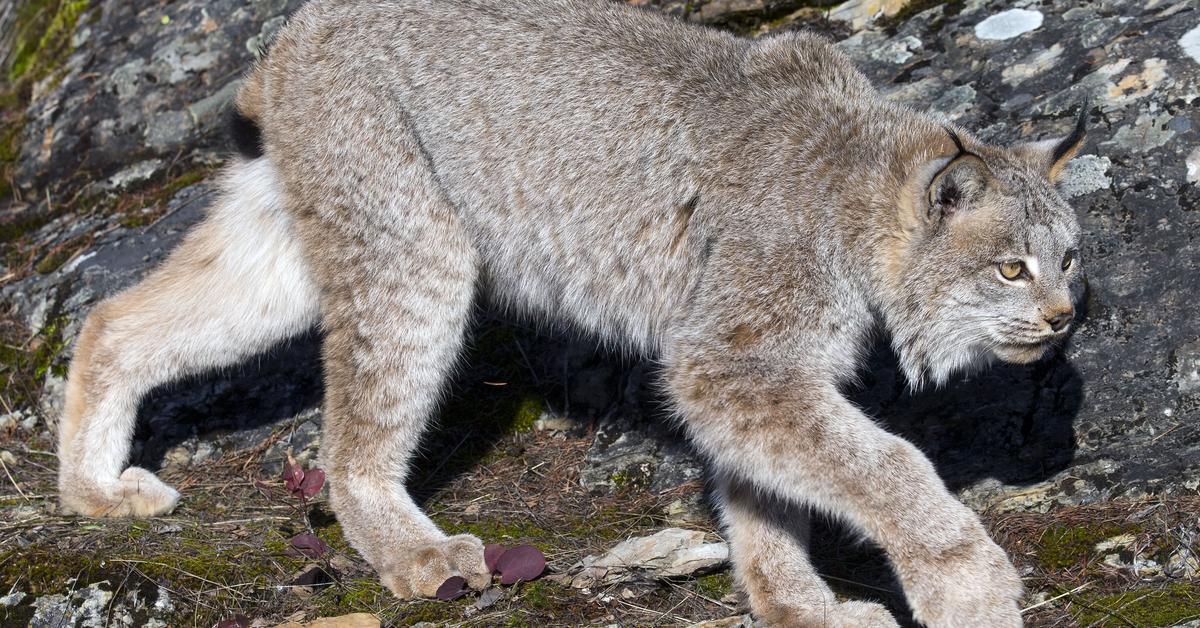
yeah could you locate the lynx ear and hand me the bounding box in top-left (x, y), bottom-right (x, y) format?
top-left (926, 129), bottom-right (990, 223)
top-left (1013, 102), bottom-right (1089, 181)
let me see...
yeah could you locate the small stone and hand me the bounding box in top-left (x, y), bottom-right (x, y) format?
top-left (1174, 342), bottom-right (1200, 394)
top-left (1187, 147), bottom-right (1200, 184)
top-left (472, 587), bottom-right (505, 611)
top-left (1094, 533), bottom-right (1136, 553)
top-left (663, 495), bottom-right (708, 526)
top-left (1182, 24), bottom-right (1200, 65)
top-left (163, 445), bottom-right (192, 469)
top-left (974, 9), bottom-right (1044, 41)
top-left (533, 416), bottom-right (576, 432)
top-left (1167, 547), bottom-right (1200, 578)
top-left (105, 160), bottom-right (164, 190)
top-left (0, 591), bottom-right (25, 606)
top-left (566, 528), bottom-right (729, 588)
top-left (0, 450), bottom-right (16, 466)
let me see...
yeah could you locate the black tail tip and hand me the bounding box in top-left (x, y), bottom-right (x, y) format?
top-left (228, 107), bottom-right (264, 159)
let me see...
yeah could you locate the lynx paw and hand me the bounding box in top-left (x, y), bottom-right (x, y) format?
top-left (905, 538), bottom-right (1023, 628)
top-left (833, 601), bottom-right (901, 628)
top-left (60, 467), bottom-right (181, 517)
top-left (380, 534), bottom-right (491, 599)
top-left (758, 599), bottom-right (898, 628)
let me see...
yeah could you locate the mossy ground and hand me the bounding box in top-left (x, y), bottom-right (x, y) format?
top-left (0, 414), bottom-right (731, 626)
top-left (989, 498), bottom-right (1200, 627)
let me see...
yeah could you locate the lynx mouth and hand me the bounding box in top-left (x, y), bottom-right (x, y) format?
top-left (992, 338), bottom-right (1054, 363)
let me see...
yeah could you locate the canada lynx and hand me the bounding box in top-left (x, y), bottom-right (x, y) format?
top-left (57, 1), bottom-right (1088, 625)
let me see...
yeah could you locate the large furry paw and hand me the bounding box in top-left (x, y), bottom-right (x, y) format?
top-left (757, 599), bottom-right (899, 628)
top-left (379, 534), bottom-right (492, 599)
top-left (60, 467), bottom-right (181, 517)
top-left (903, 537), bottom-right (1023, 628)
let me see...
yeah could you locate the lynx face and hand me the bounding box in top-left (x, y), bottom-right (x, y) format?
top-left (895, 112), bottom-right (1088, 385)
top-left (933, 155), bottom-right (1083, 366)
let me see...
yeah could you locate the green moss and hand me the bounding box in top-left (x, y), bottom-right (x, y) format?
top-left (695, 572), bottom-right (733, 600)
top-left (1037, 523), bottom-right (1134, 571)
top-left (0, 547), bottom-right (105, 595)
top-left (520, 580), bottom-right (555, 611)
top-left (31, 311), bottom-right (70, 380)
top-left (433, 514), bottom-right (557, 544)
top-left (609, 468), bottom-right (649, 491)
top-left (1074, 583), bottom-right (1200, 626)
top-left (34, 244), bottom-right (73, 273)
top-left (8, 0), bottom-right (91, 85)
top-left (509, 395), bottom-right (544, 433)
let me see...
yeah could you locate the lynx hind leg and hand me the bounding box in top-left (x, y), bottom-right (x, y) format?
top-left (58, 158), bottom-right (319, 517)
top-left (718, 477), bottom-right (900, 628)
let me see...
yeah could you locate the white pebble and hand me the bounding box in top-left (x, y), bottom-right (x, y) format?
top-left (1184, 24), bottom-right (1200, 65)
top-left (974, 9), bottom-right (1044, 41)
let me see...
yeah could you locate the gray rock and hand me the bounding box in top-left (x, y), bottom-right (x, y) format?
top-left (1058, 155), bottom-right (1112, 199)
top-left (145, 110), bottom-right (194, 151)
top-left (563, 528), bottom-right (729, 588)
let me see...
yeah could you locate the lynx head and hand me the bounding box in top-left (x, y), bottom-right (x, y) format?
top-left (888, 106), bottom-right (1089, 387)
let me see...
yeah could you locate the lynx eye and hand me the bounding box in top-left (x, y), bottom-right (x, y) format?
top-left (998, 260), bottom-right (1026, 281)
top-left (1062, 249), bottom-right (1078, 271)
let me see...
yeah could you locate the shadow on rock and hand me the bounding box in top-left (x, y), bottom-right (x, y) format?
top-left (131, 330), bottom-right (325, 473)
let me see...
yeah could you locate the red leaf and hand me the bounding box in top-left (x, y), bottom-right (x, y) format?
top-left (435, 575), bottom-right (468, 600)
top-left (298, 467), bottom-right (325, 498)
top-left (495, 544), bottom-right (545, 585)
top-left (289, 533), bottom-right (329, 558)
top-left (484, 544), bottom-right (508, 574)
top-left (283, 460), bottom-right (305, 495)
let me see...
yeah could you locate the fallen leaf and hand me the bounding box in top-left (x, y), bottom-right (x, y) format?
top-left (289, 533), bottom-right (329, 558)
top-left (495, 544), bottom-right (546, 585)
top-left (214, 616), bottom-right (249, 628)
top-left (283, 457), bottom-right (305, 495)
top-left (484, 544), bottom-right (508, 573)
top-left (435, 575), bottom-right (468, 600)
top-left (298, 468), bottom-right (325, 498)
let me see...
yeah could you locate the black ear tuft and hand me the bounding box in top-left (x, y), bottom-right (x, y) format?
top-left (228, 107), bottom-right (264, 159)
top-left (1051, 98), bottom-right (1088, 166)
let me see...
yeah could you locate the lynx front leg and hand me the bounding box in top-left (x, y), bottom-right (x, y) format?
top-left (311, 209), bottom-right (491, 597)
top-left (669, 358), bottom-right (1022, 628)
top-left (716, 476), bottom-right (899, 628)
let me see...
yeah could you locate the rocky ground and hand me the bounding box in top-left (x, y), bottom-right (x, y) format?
top-left (0, 0), bottom-right (1198, 626)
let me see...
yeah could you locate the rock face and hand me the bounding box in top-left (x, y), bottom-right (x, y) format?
top-left (0, 0), bottom-right (1198, 622)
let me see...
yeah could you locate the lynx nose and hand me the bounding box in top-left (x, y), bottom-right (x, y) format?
top-left (1046, 309), bottom-right (1073, 332)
